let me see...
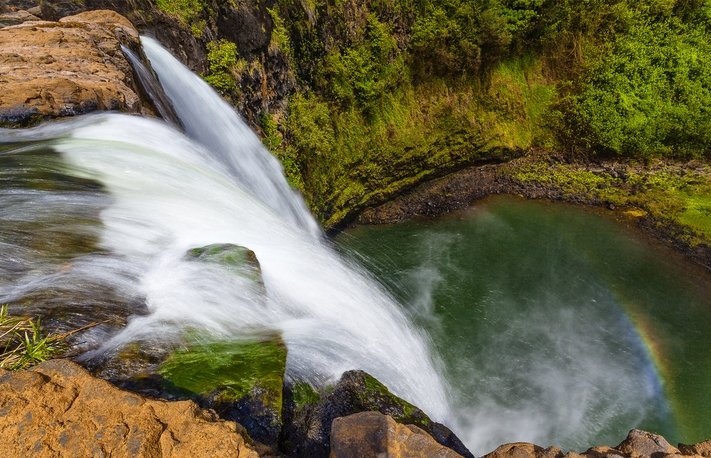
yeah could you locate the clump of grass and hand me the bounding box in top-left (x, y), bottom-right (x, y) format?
top-left (0, 305), bottom-right (63, 371)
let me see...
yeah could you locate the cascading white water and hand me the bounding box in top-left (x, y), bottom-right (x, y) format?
top-left (0, 38), bottom-right (452, 427)
top-left (140, 37), bottom-right (320, 237)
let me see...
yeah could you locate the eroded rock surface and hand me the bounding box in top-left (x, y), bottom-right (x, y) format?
top-left (0, 359), bottom-right (259, 457)
top-left (0, 10), bottom-right (146, 126)
top-left (330, 411), bottom-right (462, 458)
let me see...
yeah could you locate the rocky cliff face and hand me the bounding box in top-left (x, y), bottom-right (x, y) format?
top-left (1, 0), bottom-right (293, 128)
top-left (0, 9), bottom-right (153, 127)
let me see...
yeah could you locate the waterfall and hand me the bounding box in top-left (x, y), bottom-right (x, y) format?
top-left (141, 37), bottom-right (321, 238)
top-left (0, 39), bottom-right (451, 425)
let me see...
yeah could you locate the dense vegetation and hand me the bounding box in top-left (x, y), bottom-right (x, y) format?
top-left (153, 0), bottom-right (711, 228)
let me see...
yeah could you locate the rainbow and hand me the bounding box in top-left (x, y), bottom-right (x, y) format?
top-left (616, 296), bottom-right (682, 441)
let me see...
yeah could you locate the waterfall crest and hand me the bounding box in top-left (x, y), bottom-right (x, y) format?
top-left (0, 39), bottom-right (451, 424)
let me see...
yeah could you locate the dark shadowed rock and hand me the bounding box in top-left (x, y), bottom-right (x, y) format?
top-left (330, 411), bottom-right (462, 458)
top-left (282, 369), bottom-right (472, 457)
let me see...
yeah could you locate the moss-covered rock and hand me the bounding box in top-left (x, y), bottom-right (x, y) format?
top-left (158, 337), bottom-right (287, 447)
top-left (282, 370), bottom-right (472, 458)
top-left (185, 243), bottom-right (263, 287)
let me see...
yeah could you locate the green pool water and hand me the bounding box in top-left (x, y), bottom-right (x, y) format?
top-left (339, 196), bottom-right (711, 453)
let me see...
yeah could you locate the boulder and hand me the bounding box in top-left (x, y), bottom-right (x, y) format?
top-left (282, 369), bottom-right (472, 457)
top-left (616, 429), bottom-right (681, 458)
top-left (330, 411), bottom-right (462, 458)
top-left (185, 243), bottom-right (264, 288)
top-left (0, 10), bottom-right (147, 127)
top-left (0, 359), bottom-right (259, 457)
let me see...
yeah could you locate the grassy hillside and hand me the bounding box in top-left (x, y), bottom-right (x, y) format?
top-left (153, 0), bottom-right (711, 231)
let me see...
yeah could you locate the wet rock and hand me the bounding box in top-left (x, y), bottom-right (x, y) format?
top-left (158, 337), bottom-right (287, 449)
top-left (330, 411), bottom-right (462, 458)
top-left (185, 243), bottom-right (264, 288)
top-left (282, 369), bottom-right (472, 457)
top-left (0, 359), bottom-right (259, 457)
top-left (616, 429), bottom-right (680, 458)
top-left (0, 10), bottom-right (147, 127)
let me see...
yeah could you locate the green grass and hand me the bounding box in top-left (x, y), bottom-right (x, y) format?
top-left (0, 305), bottom-right (63, 370)
top-left (677, 193), bottom-right (711, 242)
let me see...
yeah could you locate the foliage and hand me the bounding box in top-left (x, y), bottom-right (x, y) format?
top-left (319, 14), bottom-right (406, 115)
top-left (565, 11), bottom-right (711, 158)
top-left (203, 39), bottom-right (242, 94)
top-left (409, 0), bottom-right (544, 76)
top-left (261, 113), bottom-right (305, 190)
top-left (264, 0), bottom-right (711, 228)
top-left (0, 305), bottom-right (62, 370)
top-left (268, 7), bottom-right (292, 55)
top-left (154, 0), bottom-right (207, 37)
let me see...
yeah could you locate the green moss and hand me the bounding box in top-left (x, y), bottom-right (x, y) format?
top-left (261, 114), bottom-right (304, 191)
top-left (507, 159), bottom-right (711, 247)
top-left (154, 0), bottom-right (207, 37)
top-left (283, 55), bottom-right (550, 227)
top-left (679, 193), bottom-right (711, 241)
top-left (158, 338), bottom-right (287, 411)
top-left (267, 7), bottom-right (292, 56)
top-left (291, 382), bottom-right (320, 409)
top-left (203, 39), bottom-right (243, 94)
top-left (186, 243), bottom-right (262, 284)
top-left (360, 372), bottom-right (429, 426)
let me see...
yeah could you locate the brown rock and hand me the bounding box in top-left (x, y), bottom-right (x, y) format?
top-left (0, 359), bottom-right (260, 457)
top-left (582, 446), bottom-right (627, 458)
top-left (0, 9), bottom-right (41, 26)
top-left (0, 9), bottom-right (146, 127)
top-left (679, 440), bottom-right (711, 456)
top-left (483, 443), bottom-right (567, 458)
top-left (616, 429), bottom-right (681, 458)
top-left (329, 411), bottom-right (462, 458)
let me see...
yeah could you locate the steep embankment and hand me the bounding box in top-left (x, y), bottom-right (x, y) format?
top-left (3, 2), bottom-right (709, 262)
